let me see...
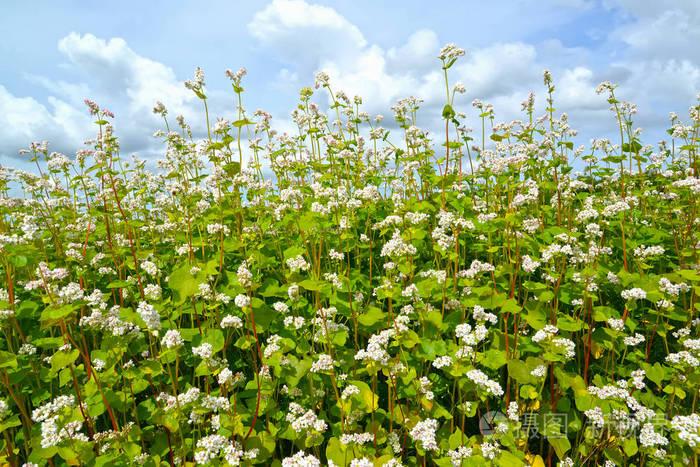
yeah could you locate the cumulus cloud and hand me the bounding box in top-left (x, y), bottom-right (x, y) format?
top-left (57, 33), bottom-right (197, 117)
top-left (616, 8), bottom-right (700, 62)
top-left (1, 32), bottom-right (214, 163)
top-left (607, 0), bottom-right (700, 63)
top-left (249, 0), bottom-right (366, 70)
top-left (248, 0), bottom-right (613, 136)
top-left (454, 43), bottom-right (541, 99)
top-left (250, 0), bottom-right (699, 143)
top-left (386, 29), bottom-right (441, 74)
top-left (54, 33), bottom-right (212, 155)
top-left (0, 85), bottom-right (91, 159)
top-left (590, 1), bottom-right (700, 138)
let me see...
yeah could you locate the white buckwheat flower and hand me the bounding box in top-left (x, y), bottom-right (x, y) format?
top-left (432, 356), bottom-right (453, 369)
top-left (192, 343), bottom-right (214, 360)
top-left (282, 452), bottom-right (321, 467)
top-left (221, 315), bottom-right (243, 329)
top-left (621, 288), bottom-right (646, 301)
top-left (161, 329), bottom-right (184, 349)
top-left (310, 354), bottom-right (335, 373)
top-left (409, 418), bottom-right (439, 451)
top-left (607, 318), bottom-right (624, 331)
top-left (286, 255), bottom-right (310, 272)
top-left (137, 301), bottom-right (161, 332)
top-left (466, 369), bottom-right (504, 396)
top-left (234, 294), bottom-right (250, 308)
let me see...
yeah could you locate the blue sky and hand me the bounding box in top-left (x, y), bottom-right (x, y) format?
top-left (1, 0), bottom-right (699, 168)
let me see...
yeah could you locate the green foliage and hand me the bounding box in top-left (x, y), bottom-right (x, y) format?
top-left (0, 47), bottom-right (699, 467)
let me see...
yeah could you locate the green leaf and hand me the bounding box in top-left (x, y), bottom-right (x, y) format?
top-left (325, 437), bottom-right (350, 467)
top-left (51, 349), bottom-right (80, 375)
top-left (519, 385), bottom-right (539, 399)
top-left (193, 329), bottom-right (225, 353)
top-left (501, 298), bottom-right (522, 314)
top-left (40, 304), bottom-right (76, 326)
top-left (448, 428), bottom-right (465, 450)
top-left (10, 255), bottom-right (27, 267)
top-left (548, 436), bottom-right (571, 460)
top-left (298, 279), bottom-right (323, 291)
top-left (357, 306), bottom-right (386, 328)
top-left (233, 118), bottom-right (254, 128)
top-left (664, 384), bottom-right (686, 399)
top-left (252, 304), bottom-right (277, 331)
top-left (523, 305), bottom-right (546, 330)
top-left (507, 360), bottom-right (533, 384)
top-left (497, 450), bottom-right (525, 467)
top-left (622, 436), bottom-right (638, 456)
top-left (556, 315), bottom-right (582, 332)
top-left (235, 335), bottom-right (256, 350)
top-left (0, 414), bottom-right (21, 433)
top-left (424, 310), bottom-right (443, 329)
top-left (478, 349), bottom-right (507, 370)
top-left (0, 351), bottom-right (17, 369)
top-left (678, 270), bottom-right (700, 282)
top-left (442, 104), bottom-right (455, 120)
top-left (168, 263), bottom-right (204, 304)
top-left (642, 362), bottom-right (666, 387)
top-left (283, 246), bottom-right (306, 260)
top-left (348, 380), bottom-right (378, 412)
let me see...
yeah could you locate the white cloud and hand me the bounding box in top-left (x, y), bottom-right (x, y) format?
top-left (610, 6), bottom-right (700, 63)
top-left (455, 43), bottom-right (540, 99)
top-left (249, 0), bottom-right (366, 70)
top-left (592, 1), bottom-right (700, 136)
top-left (322, 45), bottom-right (424, 115)
top-left (23, 75), bottom-right (90, 104)
top-left (250, 0), bottom-right (699, 144)
top-left (250, 1), bottom-right (611, 137)
top-left (557, 67), bottom-right (603, 110)
top-left (251, 4), bottom-right (552, 123)
top-left (57, 33), bottom-right (197, 118)
top-left (386, 29), bottom-right (440, 74)
top-left (1, 32), bottom-right (214, 162)
top-left (0, 85), bottom-right (91, 158)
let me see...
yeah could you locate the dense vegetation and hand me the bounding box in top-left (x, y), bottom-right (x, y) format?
top-left (1, 44), bottom-right (700, 466)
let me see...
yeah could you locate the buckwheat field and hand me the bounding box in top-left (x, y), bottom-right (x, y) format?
top-left (1, 43), bottom-right (700, 467)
